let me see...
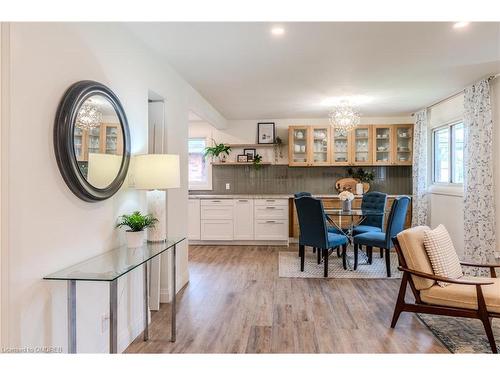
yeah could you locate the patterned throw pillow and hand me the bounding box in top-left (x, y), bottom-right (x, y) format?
top-left (423, 224), bottom-right (463, 287)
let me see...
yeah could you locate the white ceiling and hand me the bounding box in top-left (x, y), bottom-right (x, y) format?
top-left (127, 22), bottom-right (500, 120)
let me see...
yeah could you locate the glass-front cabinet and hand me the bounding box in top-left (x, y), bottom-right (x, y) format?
top-left (332, 128), bottom-right (350, 165)
top-left (289, 126), bottom-right (310, 166)
top-left (310, 126), bottom-right (331, 165)
top-left (394, 124), bottom-right (413, 165)
top-left (373, 126), bottom-right (392, 165)
top-left (351, 126), bottom-right (372, 165)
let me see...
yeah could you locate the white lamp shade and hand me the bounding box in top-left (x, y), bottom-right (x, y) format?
top-left (134, 154), bottom-right (180, 190)
top-left (87, 153), bottom-right (122, 189)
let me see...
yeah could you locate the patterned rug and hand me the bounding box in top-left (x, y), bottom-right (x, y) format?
top-left (417, 314), bottom-right (500, 353)
top-left (278, 249), bottom-right (402, 279)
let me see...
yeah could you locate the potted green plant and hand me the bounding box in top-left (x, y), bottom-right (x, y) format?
top-left (116, 211), bottom-right (158, 248)
top-left (204, 139), bottom-right (231, 163)
top-left (273, 136), bottom-right (284, 163)
top-left (253, 154), bottom-right (263, 170)
top-left (347, 167), bottom-right (375, 194)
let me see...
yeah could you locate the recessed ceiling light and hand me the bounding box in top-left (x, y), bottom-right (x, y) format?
top-left (271, 26), bottom-right (285, 36)
top-left (453, 22), bottom-right (470, 29)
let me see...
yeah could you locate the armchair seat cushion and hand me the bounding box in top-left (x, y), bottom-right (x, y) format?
top-left (353, 232), bottom-right (386, 248)
top-left (420, 277), bottom-right (500, 314)
top-left (353, 225), bottom-right (382, 236)
top-left (327, 232), bottom-right (348, 248)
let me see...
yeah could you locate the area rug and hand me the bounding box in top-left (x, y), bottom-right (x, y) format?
top-left (417, 314), bottom-right (500, 353)
top-left (278, 250), bottom-right (401, 279)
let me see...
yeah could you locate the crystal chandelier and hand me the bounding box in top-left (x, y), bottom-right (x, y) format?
top-left (76, 100), bottom-right (102, 131)
top-left (328, 100), bottom-right (360, 135)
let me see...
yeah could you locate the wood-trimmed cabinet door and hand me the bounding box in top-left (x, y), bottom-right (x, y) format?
top-left (288, 126), bottom-right (310, 166)
top-left (372, 125), bottom-right (393, 165)
top-left (309, 126), bottom-right (331, 166)
top-left (351, 126), bottom-right (373, 165)
top-left (393, 124), bottom-right (413, 166)
top-left (332, 127), bottom-right (351, 166)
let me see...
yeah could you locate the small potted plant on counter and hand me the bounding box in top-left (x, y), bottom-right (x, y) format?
top-left (116, 211), bottom-right (158, 248)
top-left (347, 167), bottom-right (375, 195)
top-left (339, 190), bottom-right (355, 212)
top-left (253, 153), bottom-right (263, 170)
top-left (204, 139), bottom-right (231, 163)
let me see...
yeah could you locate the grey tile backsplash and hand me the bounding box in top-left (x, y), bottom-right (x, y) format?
top-left (190, 165), bottom-right (412, 195)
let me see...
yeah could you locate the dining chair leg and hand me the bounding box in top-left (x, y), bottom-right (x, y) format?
top-left (353, 243), bottom-right (359, 270)
top-left (380, 248), bottom-right (384, 258)
top-left (367, 246), bottom-right (373, 264)
top-left (313, 247), bottom-right (316, 254)
top-left (317, 246), bottom-right (321, 264)
top-left (323, 248), bottom-right (328, 277)
top-left (336, 247), bottom-right (341, 257)
top-left (299, 244), bottom-right (305, 272)
top-left (385, 248), bottom-right (391, 277)
top-left (342, 244), bottom-right (347, 270)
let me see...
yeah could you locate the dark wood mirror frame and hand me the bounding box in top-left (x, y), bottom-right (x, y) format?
top-left (54, 80), bottom-right (131, 202)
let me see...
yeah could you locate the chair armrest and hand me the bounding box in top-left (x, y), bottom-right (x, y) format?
top-left (460, 261), bottom-right (500, 268)
top-left (398, 266), bottom-right (494, 286)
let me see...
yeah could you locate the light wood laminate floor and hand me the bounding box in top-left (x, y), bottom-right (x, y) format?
top-left (125, 245), bottom-right (448, 353)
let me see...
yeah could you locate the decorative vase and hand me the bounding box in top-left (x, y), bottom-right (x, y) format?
top-left (342, 200), bottom-right (352, 212)
top-left (356, 182), bottom-right (364, 195)
top-left (218, 154), bottom-right (226, 163)
top-left (126, 230), bottom-right (144, 248)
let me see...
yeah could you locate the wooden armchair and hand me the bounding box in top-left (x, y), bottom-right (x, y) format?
top-left (391, 226), bottom-right (500, 353)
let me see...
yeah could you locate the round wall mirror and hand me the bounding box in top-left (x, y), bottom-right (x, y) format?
top-left (54, 81), bottom-right (131, 202)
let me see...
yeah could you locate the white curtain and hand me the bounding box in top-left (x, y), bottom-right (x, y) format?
top-left (412, 109), bottom-right (429, 226)
top-left (463, 79), bottom-right (496, 275)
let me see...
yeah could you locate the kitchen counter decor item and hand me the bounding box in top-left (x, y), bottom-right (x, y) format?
top-left (339, 190), bottom-right (355, 212)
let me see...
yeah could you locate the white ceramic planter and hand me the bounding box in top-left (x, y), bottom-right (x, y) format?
top-left (126, 230), bottom-right (145, 248)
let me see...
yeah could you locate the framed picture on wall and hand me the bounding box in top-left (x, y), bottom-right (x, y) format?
top-left (257, 122), bottom-right (275, 144)
top-left (237, 154), bottom-right (249, 163)
top-left (244, 148), bottom-right (256, 161)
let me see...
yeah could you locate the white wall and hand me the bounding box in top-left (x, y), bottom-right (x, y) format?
top-left (189, 116), bottom-right (413, 164)
top-left (0, 23), bottom-right (224, 352)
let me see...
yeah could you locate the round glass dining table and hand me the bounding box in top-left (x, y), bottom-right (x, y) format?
top-left (324, 208), bottom-right (388, 270)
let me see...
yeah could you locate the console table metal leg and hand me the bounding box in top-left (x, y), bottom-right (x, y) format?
top-left (143, 262), bottom-right (149, 341)
top-left (109, 279), bottom-right (118, 353)
top-left (171, 244), bottom-right (176, 342)
top-left (67, 280), bottom-right (76, 354)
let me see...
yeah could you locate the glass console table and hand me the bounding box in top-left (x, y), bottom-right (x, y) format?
top-left (44, 237), bottom-right (186, 353)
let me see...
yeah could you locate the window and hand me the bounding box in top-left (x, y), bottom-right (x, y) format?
top-left (188, 138), bottom-right (211, 190)
top-left (432, 122), bottom-right (464, 184)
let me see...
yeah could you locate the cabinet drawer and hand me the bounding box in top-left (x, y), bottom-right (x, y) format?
top-left (200, 199), bottom-right (234, 206)
top-left (254, 199), bottom-right (288, 207)
top-left (254, 220), bottom-right (288, 241)
top-left (201, 206), bottom-right (234, 220)
top-left (201, 220), bottom-right (234, 240)
top-left (254, 205), bottom-right (288, 220)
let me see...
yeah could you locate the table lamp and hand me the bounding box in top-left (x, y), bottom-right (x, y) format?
top-left (134, 154), bottom-right (180, 242)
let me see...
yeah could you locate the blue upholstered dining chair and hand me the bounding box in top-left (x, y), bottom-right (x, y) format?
top-left (352, 191), bottom-right (387, 235)
top-left (349, 196), bottom-right (410, 277)
top-left (294, 192), bottom-right (341, 234)
top-left (294, 196), bottom-right (348, 277)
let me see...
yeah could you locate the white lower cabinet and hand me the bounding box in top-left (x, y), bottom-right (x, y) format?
top-left (254, 220), bottom-right (288, 241)
top-left (195, 197), bottom-right (288, 243)
top-left (201, 220), bottom-right (234, 240)
top-left (233, 199), bottom-right (254, 240)
top-left (188, 199), bottom-right (200, 240)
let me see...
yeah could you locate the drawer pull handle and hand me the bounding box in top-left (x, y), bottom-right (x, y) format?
top-left (266, 199), bottom-right (275, 202)
top-left (266, 206), bottom-right (276, 209)
top-left (211, 200), bottom-right (221, 202)
top-left (266, 220), bottom-right (276, 223)
top-left (238, 200), bottom-right (248, 202)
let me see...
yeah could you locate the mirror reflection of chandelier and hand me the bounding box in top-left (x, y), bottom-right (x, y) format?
top-left (328, 100), bottom-right (360, 135)
top-left (76, 100), bottom-right (102, 131)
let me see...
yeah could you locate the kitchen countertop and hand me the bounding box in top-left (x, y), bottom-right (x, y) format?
top-left (188, 194), bottom-right (409, 199)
